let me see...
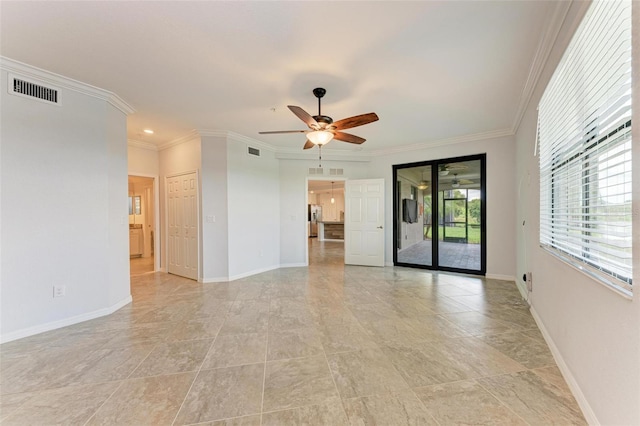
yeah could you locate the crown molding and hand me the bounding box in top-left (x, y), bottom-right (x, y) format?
top-left (157, 129), bottom-right (200, 151)
top-left (127, 139), bottom-right (158, 151)
top-left (510, 0), bottom-right (573, 134)
top-left (198, 129), bottom-right (277, 152)
top-left (369, 128), bottom-right (514, 157)
top-left (0, 56), bottom-right (135, 115)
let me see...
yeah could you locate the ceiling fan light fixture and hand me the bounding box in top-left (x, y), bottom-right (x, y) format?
top-left (307, 130), bottom-right (334, 145)
top-left (451, 173), bottom-right (460, 188)
top-left (418, 181), bottom-right (429, 190)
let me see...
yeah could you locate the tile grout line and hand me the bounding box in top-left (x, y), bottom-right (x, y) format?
top-left (259, 294), bottom-right (272, 425)
top-left (474, 377), bottom-right (532, 425)
top-left (408, 386), bottom-right (444, 426)
top-left (82, 380), bottom-right (126, 426)
top-left (320, 336), bottom-right (350, 422)
top-left (169, 292), bottom-right (235, 426)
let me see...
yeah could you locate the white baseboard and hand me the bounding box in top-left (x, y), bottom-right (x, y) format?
top-left (0, 295), bottom-right (133, 344)
top-left (530, 307), bottom-right (599, 425)
top-left (199, 277), bottom-right (229, 283)
top-left (229, 265), bottom-right (279, 281)
top-left (200, 265), bottom-right (282, 283)
top-left (485, 273), bottom-right (516, 281)
top-left (385, 261), bottom-right (394, 267)
top-left (515, 280), bottom-right (528, 301)
top-left (279, 263), bottom-right (307, 268)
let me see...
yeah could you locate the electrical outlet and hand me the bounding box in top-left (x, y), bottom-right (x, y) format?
top-left (259, 250), bottom-right (264, 257)
top-left (53, 285), bottom-right (66, 298)
top-left (526, 272), bottom-right (533, 292)
top-left (206, 215), bottom-right (216, 223)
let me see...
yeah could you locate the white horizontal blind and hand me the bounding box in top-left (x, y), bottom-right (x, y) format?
top-left (538, 0), bottom-right (632, 293)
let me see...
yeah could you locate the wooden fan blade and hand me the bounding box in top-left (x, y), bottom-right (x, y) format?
top-left (332, 113), bottom-right (379, 130)
top-left (303, 140), bottom-right (315, 150)
top-left (288, 106), bottom-right (319, 128)
top-left (333, 131), bottom-right (366, 144)
top-left (259, 130), bottom-right (306, 134)
top-left (459, 179), bottom-right (475, 185)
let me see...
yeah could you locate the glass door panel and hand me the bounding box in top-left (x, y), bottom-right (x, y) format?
top-left (437, 159), bottom-right (482, 271)
top-left (396, 165), bottom-right (433, 267)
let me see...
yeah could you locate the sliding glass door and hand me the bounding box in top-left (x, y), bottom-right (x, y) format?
top-left (396, 165), bottom-right (433, 267)
top-left (393, 154), bottom-right (486, 275)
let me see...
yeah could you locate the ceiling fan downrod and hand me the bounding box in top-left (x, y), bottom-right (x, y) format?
top-left (313, 87), bottom-right (326, 116)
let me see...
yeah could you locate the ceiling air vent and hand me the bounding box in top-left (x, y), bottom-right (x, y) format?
top-left (9, 76), bottom-right (60, 105)
top-left (308, 167), bottom-right (324, 175)
top-left (247, 146), bottom-right (261, 157)
top-left (329, 168), bottom-right (344, 176)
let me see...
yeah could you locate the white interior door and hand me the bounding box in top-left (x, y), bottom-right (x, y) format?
top-left (167, 172), bottom-right (198, 280)
top-left (345, 178), bottom-right (385, 266)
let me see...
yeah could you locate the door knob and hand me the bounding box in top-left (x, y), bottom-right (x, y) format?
top-left (377, 226), bottom-right (383, 229)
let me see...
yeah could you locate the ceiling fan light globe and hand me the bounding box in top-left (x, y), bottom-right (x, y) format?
top-left (439, 170), bottom-right (449, 176)
top-left (307, 130), bottom-right (334, 145)
top-left (451, 182), bottom-right (460, 188)
top-left (418, 181), bottom-right (429, 190)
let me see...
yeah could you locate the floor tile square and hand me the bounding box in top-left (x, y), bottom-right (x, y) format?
top-left (175, 364), bottom-right (264, 424)
top-left (87, 373), bottom-right (195, 425)
top-left (328, 349), bottom-right (408, 399)
top-left (263, 355), bottom-right (339, 412)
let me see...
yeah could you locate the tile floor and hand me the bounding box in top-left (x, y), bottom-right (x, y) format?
top-left (0, 240), bottom-right (586, 425)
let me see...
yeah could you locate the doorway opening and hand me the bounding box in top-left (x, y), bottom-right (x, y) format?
top-left (307, 179), bottom-right (345, 265)
top-left (393, 154), bottom-right (486, 275)
top-left (128, 175), bottom-right (157, 276)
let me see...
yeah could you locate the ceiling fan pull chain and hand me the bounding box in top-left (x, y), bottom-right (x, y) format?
top-left (318, 145), bottom-right (322, 168)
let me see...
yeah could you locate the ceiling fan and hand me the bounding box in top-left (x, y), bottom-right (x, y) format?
top-left (439, 163), bottom-right (468, 176)
top-left (259, 88), bottom-right (379, 150)
top-left (451, 173), bottom-right (474, 188)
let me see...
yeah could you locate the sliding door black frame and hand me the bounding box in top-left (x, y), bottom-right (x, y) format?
top-left (392, 153), bottom-right (486, 275)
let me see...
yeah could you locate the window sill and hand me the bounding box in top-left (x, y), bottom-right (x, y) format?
top-left (540, 246), bottom-right (633, 300)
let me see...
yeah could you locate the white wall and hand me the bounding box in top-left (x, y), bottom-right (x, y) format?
top-left (200, 134), bottom-right (229, 281)
top-left (106, 105), bottom-right (131, 307)
top-left (368, 136), bottom-right (516, 278)
top-left (0, 63), bottom-right (131, 342)
top-left (514, 3), bottom-right (640, 424)
top-left (128, 144), bottom-right (159, 176)
top-left (226, 138), bottom-right (280, 279)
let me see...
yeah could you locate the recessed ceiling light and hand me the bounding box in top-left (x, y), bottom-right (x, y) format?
top-left (143, 129), bottom-right (154, 134)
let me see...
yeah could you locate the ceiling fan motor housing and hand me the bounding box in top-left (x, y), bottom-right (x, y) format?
top-left (313, 115), bottom-right (333, 127)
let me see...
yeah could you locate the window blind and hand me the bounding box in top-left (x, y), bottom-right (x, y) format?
top-left (538, 0), bottom-right (632, 293)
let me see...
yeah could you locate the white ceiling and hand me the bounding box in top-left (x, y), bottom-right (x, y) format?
top-left (1, 1), bottom-right (556, 152)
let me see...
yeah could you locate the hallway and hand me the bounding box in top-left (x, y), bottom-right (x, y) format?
top-left (0, 249), bottom-right (585, 424)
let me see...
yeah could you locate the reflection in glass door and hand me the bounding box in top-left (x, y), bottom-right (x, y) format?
top-left (396, 165), bottom-right (433, 267)
top-left (393, 155), bottom-right (485, 275)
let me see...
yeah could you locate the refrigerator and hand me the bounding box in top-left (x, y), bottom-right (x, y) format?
top-left (308, 204), bottom-right (322, 237)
